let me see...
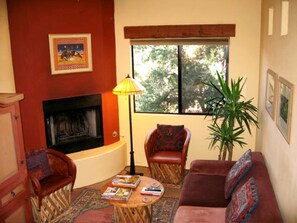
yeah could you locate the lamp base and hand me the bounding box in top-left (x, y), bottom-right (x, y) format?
top-left (129, 171), bottom-right (144, 176)
top-left (129, 147), bottom-right (144, 175)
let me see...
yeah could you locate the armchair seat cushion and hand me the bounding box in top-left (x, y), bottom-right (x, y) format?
top-left (149, 151), bottom-right (182, 164)
top-left (40, 175), bottom-right (74, 197)
top-left (179, 173), bottom-right (229, 207)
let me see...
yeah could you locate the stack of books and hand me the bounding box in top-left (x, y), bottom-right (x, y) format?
top-left (112, 175), bottom-right (141, 188)
top-left (141, 187), bottom-right (164, 196)
top-left (101, 187), bottom-right (132, 201)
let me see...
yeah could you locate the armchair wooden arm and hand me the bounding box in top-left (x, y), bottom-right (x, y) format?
top-left (144, 129), bottom-right (159, 161)
top-left (180, 128), bottom-right (191, 176)
top-left (28, 172), bottom-right (42, 207)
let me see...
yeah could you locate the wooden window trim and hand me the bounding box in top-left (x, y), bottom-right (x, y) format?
top-left (124, 24), bottom-right (236, 39)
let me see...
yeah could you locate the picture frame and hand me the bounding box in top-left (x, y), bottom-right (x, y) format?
top-left (265, 69), bottom-right (278, 120)
top-left (276, 77), bottom-right (294, 144)
top-left (49, 34), bottom-right (92, 75)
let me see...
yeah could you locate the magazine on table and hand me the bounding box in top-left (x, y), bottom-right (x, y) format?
top-left (101, 187), bottom-right (132, 201)
top-left (112, 175), bottom-right (141, 188)
top-left (140, 187), bottom-right (164, 196)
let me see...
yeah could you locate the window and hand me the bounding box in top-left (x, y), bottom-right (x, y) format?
top-left (132, 39), bottom-right (229, 114)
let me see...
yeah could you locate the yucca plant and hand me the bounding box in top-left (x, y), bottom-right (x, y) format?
top-left (205, 72), bottom-right (258, 161)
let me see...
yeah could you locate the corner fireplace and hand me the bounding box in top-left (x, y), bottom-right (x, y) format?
top-left (43, 94), bottom-right (104, 154)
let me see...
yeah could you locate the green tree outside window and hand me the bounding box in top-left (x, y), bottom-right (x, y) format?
top-left (132, 43), bottom-right (228, 114)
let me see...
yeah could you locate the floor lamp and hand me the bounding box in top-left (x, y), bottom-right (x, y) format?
top-left (112, 74), bottom-right (145, 175)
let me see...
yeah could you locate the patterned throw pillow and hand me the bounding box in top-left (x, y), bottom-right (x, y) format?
top-left (156, 124), bottom-right (185, 151)
top-left (225, 177), bottom-right (259, 223)
top-left (224, 149), bottom-right (252, 199)
top-left (26, 149), bottom-right (51, 180)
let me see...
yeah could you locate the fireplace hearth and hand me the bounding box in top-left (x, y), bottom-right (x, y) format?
top-left (43, 94), bottom-right (104, 154)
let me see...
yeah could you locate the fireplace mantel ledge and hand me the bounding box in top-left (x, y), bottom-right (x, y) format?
top-left (67, 140), bottom-right (126, 188)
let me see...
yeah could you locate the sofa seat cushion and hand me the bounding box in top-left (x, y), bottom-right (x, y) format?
top-left (225, 149), bottom-right (252, 199)
top-left (174, 206), bottom-right (226, 223)
top-left (179, 173), bottom-right (229, 207)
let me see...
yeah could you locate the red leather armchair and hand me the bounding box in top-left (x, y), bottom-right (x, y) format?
top-left (144, 126), bottom-right (191, 186)
top-left (26, 149), bottom-right (76, 222)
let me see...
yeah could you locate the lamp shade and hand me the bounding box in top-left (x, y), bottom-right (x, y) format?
top-left (112, 74), bottom-right (145, 95)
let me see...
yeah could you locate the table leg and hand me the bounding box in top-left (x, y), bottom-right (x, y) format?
top-left (114, 206), bottom-right (152, 223)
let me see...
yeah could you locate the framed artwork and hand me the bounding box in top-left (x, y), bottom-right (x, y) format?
top-left (49, 34), bottom-right (92, 75)
top-left (276, 77), bottom-right (294, 143)
top-left (265, 69), bottom-right (278, 120)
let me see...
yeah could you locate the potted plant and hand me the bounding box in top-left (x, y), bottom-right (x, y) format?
top-left (205, 72), bottom-right (258, 161)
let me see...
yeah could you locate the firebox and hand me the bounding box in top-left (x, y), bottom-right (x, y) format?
top-left (43, 94), bottom-right (104, 154)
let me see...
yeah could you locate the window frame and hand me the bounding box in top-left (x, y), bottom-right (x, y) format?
top-left (131, 40), bottom-right (229, 115)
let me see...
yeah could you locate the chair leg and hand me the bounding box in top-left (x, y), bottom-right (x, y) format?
top-left (31, 183), bottom-right (72, 223)
top-left (150, 163), bottom-right (184, 186)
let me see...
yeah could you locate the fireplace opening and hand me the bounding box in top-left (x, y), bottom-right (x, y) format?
top-left (43, 94), bottom-right (104, 154)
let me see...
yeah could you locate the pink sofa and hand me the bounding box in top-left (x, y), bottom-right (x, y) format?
top-left (174, 152), bottom-right (283, 222)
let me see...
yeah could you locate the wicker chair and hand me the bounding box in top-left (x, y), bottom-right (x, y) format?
top-left (144, 125), bottom-right (191, 186)
top-left (26, 149), bottom-right (76, 223)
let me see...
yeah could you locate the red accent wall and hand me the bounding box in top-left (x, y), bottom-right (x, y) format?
top-left (7, 0), bottom-right (119, 152)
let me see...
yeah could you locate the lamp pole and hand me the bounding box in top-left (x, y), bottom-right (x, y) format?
top-left (128, 95), bottom-right (136, 175)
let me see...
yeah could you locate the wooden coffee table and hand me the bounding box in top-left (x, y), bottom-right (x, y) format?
top-left (103, 176), bottom-right (164, 223)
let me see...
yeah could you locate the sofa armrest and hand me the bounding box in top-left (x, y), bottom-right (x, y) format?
top-left (190, 160), bottom-right (235, 176)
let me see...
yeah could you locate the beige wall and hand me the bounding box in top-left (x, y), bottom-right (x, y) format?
top-left (0, 0), bottom-right (15, 93)
top-left (114, 0), bottom-right (261, 167)
top-left (258, 0), bottom-right (297, 222)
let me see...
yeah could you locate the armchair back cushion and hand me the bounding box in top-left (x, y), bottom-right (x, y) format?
top-left (26, 149), bottom-right (51, 180)
top-left (157, 124), bottom-right (184, 151)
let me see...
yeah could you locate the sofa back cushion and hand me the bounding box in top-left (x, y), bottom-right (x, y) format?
top-left (225, 177), bottom-right (259, 223)
top-left (225, 149), bottom-right (252, 199)
top-left (156, 124), bottom-right (185, 151)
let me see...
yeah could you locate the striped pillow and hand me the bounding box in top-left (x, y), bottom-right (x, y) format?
top-left (224, 149), bottom-right (252, 199)
top-left (225, 177), bottom-right (259, 223)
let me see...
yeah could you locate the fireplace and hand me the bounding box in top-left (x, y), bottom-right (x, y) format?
top-left (43, 94), bottom-right (104, 154)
